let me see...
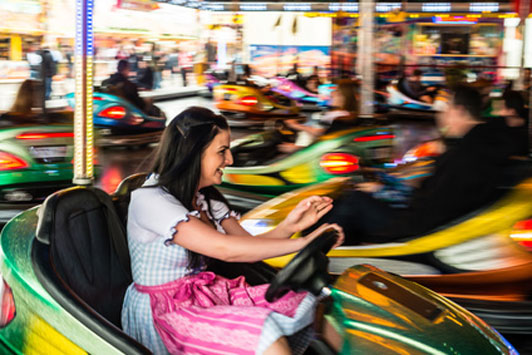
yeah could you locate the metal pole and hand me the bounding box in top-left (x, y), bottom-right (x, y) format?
top-left (358, 0), bottom-right (375, 117)
top-left (518, 0), bottom-right (532, 157)
top-left (73, 0), bottom-right (94, 185)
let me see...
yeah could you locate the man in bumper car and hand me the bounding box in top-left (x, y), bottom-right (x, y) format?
top-left (102, 59), bottom-right (160, 117)
top-left (314, 85), bottom-right (522, 244)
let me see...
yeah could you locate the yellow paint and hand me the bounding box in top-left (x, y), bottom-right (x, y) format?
top-left (225, 174), bottom-right (284, 186)
top-left (320, 128), bottom-right (362, 141)
top-left (256, 178), bottom-right (532, 267)
top-left (280, 164), bottom-right (315, 184)
top-left (24, 316), bottom-right (87, 355)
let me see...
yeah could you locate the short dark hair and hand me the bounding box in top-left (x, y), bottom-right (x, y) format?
top-left (503, 90), bottom-right (528, 120)
top-left (452, 84), bottom-right (483, 120)
top-left (117, 59), bottom-right (129, 72)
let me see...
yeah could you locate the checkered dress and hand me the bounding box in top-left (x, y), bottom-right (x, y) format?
top-left (121, 175), bottom-right (316, 354)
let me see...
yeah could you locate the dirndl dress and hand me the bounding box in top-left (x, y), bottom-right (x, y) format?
top-left (121, 176), bottom-right (316, 354)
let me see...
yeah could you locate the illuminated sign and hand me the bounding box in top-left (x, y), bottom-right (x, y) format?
top-left (203, 3), bottom-right (225, 10)
top-left (376, 2), bottom-right (402, 13)
top-left (422, 3), bottom-right (451, 12)
top-left (469, 2), bottom-right (499, 12)
top-left (284, 3), bottom-right (311, 11)
top-left (328, 3), bottom-right (358, 12)
top-left (240, 3), bottom-right (267, 11)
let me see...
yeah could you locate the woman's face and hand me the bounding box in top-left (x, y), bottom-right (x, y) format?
top-left (199, 129), bottom-right (233, 189)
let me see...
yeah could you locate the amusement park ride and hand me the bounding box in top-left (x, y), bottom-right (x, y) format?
top-left (0, 0), bottom-right (530, 354)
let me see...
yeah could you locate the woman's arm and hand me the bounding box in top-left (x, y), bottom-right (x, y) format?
top-left (221, 196), bottom-right (334, 240)
top-left (285, 119), bottom-right (325, 137)
top-left (174, 217), bottom-right (342, 262)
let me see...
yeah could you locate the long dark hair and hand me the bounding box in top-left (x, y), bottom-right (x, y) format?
top-left (149, 106), bottom-right (230, 269)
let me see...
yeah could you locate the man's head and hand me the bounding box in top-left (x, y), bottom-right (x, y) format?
top-left (409, 69), bottom-right (423, 82)
top-left (437, 85), bottom-right (483, 137)
top-left (117, 59), bottom-right (130, 75)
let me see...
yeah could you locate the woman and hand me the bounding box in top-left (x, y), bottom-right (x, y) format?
top-left (10, 79), bottom-right (41, 114)
top-left (279, 82), bottom-right (358, 153)
top-left (121, 106), bottom-right (344, 355)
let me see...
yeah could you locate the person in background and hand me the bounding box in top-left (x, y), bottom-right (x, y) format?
top-left (127, 48), bottom-right (140, 78)
top-left (398, 69), bottom-right (436, 103)
top-left (178, 50), bottom-right (192, 87)
top-left (38, 46), bottom-right (57, 100)
top-left (523, 68), bottom-right (531, 94)
top-left (26, 44), bottom-right (42, 80)
top-left (278, 82), bottom-right (358, 153)
top-left (498, 90), bottom-right (529, 156)
top-left (102, 59), bottom-right (147, 113)
top-left (0, 79), bottom-right (47, 125)
top-left (8, 79), bottom-right (41, 115)
top-left (286, 63), bottom-right (304, 87)
top-left (305, 66), bottom-right (322, 94)
top-left (136, 58), bottom-right (154, 90)
top-left (311, 85), bottom-right (522, 244)
top-left (121, 106), bottom-right (344, 354)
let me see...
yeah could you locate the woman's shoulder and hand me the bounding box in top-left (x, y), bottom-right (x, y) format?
top-left (132, 185), bottom-right (182, 205)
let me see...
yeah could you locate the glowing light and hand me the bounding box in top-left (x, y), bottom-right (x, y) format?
top-left (284, 3), bottom-right (311, 11)
top-left (376, 3), bottom-right (402, 13)
top-left (203, 3), bottom-right (225, 11)
top-left (353, 134), bottom-right (395, 142)
top-left (469, 3), bottom-right (499, 13)
top-left (238, 96), bottom-right (259, 106)
top-left (329, 3), bottom-right (358, 12)
top-left (0, 152), bottom-right (29, 171)
top-left (422, 3), bottom-right (451, 12)
top-left (320, 153), bottom-right (360, 174)
top-left (16, 132), bottom-right (73, 140)
top-left (74, 0), bottom-right (94, 184)
top-left (240, 3), bottom-right (267, 11)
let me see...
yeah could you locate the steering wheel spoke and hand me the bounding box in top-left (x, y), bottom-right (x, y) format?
top-left (265, 229), bottom-right (338, 302)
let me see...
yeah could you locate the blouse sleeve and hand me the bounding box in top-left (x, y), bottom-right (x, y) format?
top-left (208, 199), bottom-right (241, 224)
top-left (129, 187), bottom-right (200, 244)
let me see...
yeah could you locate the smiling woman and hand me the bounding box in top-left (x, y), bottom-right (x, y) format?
top-left (121, 106), bottom-right (343, 354)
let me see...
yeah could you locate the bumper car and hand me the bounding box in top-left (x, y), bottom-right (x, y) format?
top-left (200, 69), bottom-right (228, 98)
top-left (0, 111), bottom-right (93, 223)
top-left (219, 125), bottom-right (395, 211)
top-left (65, 91), bottom-right (166, 147)
top-left (0, 182), bottom-right (517, 354)
top-left (386, 84), bottom-right (450, 119)
top-left (270, 77), bottom-right (328, 111)
top-left (240, 160), bottom-right (532, 334)
top-left (213, 84), bottom-right (303, 127)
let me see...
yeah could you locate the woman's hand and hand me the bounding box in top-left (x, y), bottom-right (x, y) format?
top-left (301, 223), bottom-right (344, 250)
top-left (278, 196), bottom-right (333, 236)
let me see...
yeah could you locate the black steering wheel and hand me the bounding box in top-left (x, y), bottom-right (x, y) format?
top-left (265, 229), bottom-right (338, 302)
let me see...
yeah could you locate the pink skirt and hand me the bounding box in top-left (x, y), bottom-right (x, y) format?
top-left (135, 271), bottom-right (307, 355)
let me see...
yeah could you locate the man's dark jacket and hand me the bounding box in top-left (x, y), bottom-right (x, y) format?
top-left (102, 73), bottom-right (145, 111)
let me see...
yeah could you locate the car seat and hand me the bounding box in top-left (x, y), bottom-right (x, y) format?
top-left (112, 172), bottom-right (148, 228)
top-left (33, 186), bottom-right (150, 354)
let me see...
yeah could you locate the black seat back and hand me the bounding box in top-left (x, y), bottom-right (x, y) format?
top-left (112, 173), bottom-right (148, 229)
top-left (35, 186), bottom-right (132, 328)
